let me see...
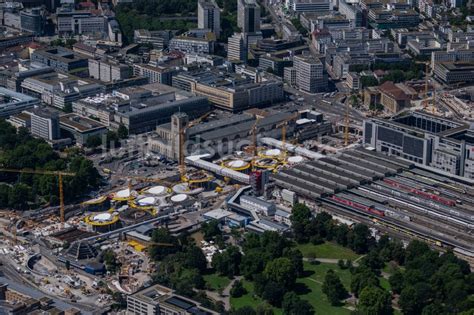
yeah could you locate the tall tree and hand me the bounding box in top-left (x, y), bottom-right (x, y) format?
top-left (357, 285), bottom-right (393, 315)
top-left (322, 269), bottom-right (348, 305)
top-left (263, 257), bottom-right (297, 288)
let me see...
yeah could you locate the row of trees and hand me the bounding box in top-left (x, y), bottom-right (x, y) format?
top-left (0, 120), bottom-right (101, 209)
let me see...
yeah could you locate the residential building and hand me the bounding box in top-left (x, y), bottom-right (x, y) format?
top-left (198, 0), bottom-right (221, 38)
top-left (238, 0), bottom-right (261, 33)
top-left (31, 47), bottom-right (88, 72)
top-left (293, 54), bottom-right (328, 93)
top-left (127, 283), bottom-right (219, 315)
top-left (0, 87), bottom-right (40, 118)
top-left (30, 107), bottom-right (60, 140)
top-left (88, 59), bottom-right (131, 83)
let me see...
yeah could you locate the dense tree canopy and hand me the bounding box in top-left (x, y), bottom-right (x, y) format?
top-left (0, 120), bottom-right (100, 209)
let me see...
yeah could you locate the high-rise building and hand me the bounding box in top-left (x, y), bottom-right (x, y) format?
top-left (20, 7), bottom-right (46, 36)
top-left (30, 108), bottom-right (60, 141)
top-left (198, 0), bottom-right (221, 38)
top-left (228, 33), bottom-right (247, 61)
top-left (293, 55), bottom-right (328, 93)
top-left (238, 0), bottom-right (261, 33)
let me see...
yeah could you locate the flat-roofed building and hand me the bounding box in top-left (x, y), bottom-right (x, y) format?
top-left (60, 113), bottom-right (107, 146)
top-left (127, 283), bottom-right (219, 315)
top-left (0, 87), bottom-right (40, 118)
top-left (31, 47), bottom-right (88, 73)
top-left (30, 107), bottom-right (60, 141)
top-left (133, 63), bottom-right (175, 85)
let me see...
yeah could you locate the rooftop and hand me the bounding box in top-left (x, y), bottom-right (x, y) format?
top-left (59, 113), bottom-right (107, 133)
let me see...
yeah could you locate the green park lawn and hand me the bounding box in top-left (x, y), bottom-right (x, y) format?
top-left (297, 241), bottom-right (361, 261)
top-left (296, 262), bottom-right (353, 315)
top-left (230, 280), bottom-right (282, 314)
top-left (230, 261), bottom-right (391, 314)
top-left (203, 273), bottom-right (231, 291)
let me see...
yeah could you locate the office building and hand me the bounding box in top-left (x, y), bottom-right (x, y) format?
top-left (291, 0), bottom-right (331, 12)
top-left (284, 67), bottom-right (297, 86)
top-left (184, 53), bottom-right (225, 66)
top-left (110, 84), bottom-right (210, 134)
top-left (431, 49), bottom-right (474, 69)
top-left (240, 195), bottom-right (276, 216)
top-left (198, 0), bottom-right (221, 38)
top-left (346, 72), bottom-right (360, 90)
top-left (368, 8), bottom-right (421, 29)
top-left (133, 64), bottom-right (175, 85)
top-left (338, 0), bottom-right (363, 27)
top-left (0, 87), bottom-right (39, 118)
top-left (60, 113), bottom-right (107, 146)
top-left (127, 283), bottom-right (218, 315)
top-left (88, 59), bottom-right (131, 83)
top-left (20, 7), bottom-right (46, 36)
top-left (175, 70), bottom-right (284, 111)
top-left (228, 33), bottom-right (247, 61)
top-left (133, 29), bottom-right (172, 50)
top-left (363, 111), bottom-right (474, 179)
top-left (293, 54), bottom-right (328, 93)
top-left (258, 55), bottom-right (292, 76)
top-left (56, 5), bottom-right (107, 35)
top-left (21, 72), bottom-right (105, 110)
top-left (433, 62), bottom-right (474, 85)
top-left (30, 107), bottom-right (60, 141)
top-left (169, 33), bottom-right (215, 54)
top-left (31, 47), bottom-right (88, 73)
top-left (238, 0), bottom-right (261, 33)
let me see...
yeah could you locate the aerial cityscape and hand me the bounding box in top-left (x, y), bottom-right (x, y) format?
top-left (0, 0), bottom-right (473, 313)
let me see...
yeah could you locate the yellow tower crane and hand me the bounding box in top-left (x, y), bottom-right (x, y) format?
top-left (178, 112), bottom-right (213, 182)
top-left (0, 168), bottom-right (76, 223)
top-left (415, 61), bottom-right (431, 110)
top-left (344, 103), bottom-right (350, 146)
top-left (276, 112), bottom-right (299, 157)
